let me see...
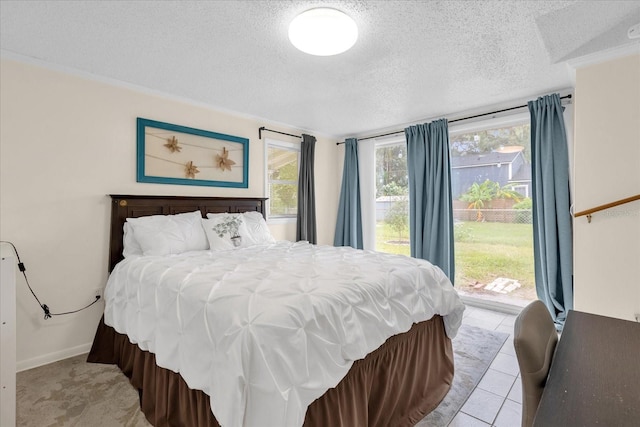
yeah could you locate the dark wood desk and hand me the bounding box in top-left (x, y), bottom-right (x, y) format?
top-left (534, 310), bottom-right (640, 427)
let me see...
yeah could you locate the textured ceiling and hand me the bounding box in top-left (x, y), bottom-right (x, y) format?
top-left (1, 1), bottom-right (639, 139)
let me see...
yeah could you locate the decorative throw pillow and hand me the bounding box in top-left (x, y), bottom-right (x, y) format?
top-left (202, 214), bottom-right (250, 250)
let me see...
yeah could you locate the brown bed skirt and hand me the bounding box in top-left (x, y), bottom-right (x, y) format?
top-left (87, 315), bottom-right (453, 427)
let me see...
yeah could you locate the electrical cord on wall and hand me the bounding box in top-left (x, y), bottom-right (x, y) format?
top-left (0, 240), bottom-right (101, 319)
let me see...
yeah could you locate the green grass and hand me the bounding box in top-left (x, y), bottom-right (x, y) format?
top-left (375, 221), bottom-right (535, 296)
top-left (375, 222), bottom-right (411, 255)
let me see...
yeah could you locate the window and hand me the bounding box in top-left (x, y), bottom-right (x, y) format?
top-left (510, 184), bottom-right (529, 198)
top-left (363, 115), bottom-right (537, 308)
top-left (374, 139), bottom-right (409, 255)
top-left (265, 139), bottom-right (300, 218)
top-left (450, 118), bottom-right (535, 307)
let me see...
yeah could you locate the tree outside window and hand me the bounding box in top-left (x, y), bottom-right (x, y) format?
top-left (267, 142), bottom-right (299, 217)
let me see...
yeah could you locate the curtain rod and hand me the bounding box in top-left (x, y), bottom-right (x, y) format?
top-left (336, 94), bottom-right (573, 145)
top-left (259, 126), bottom-right (302, 140)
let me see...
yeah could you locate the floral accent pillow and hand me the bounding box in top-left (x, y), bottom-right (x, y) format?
top-left (202, 214), bottom-right (250, 250)
top-left (205, 211), bottom-right (276, 247)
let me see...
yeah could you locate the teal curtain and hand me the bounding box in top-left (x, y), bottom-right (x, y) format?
top-left (334, 138), bottom-right (363, 249)
top-left (405, 119), bottom-right (455, 282)
top-left (296, 134), bottom-right (317, 244)
top-left (529, 93), bottom-right (573, 330)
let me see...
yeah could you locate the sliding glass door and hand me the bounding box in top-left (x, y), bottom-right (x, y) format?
top-left (366, 119), bottom-right (536, 308)
top-left (449, 119), bottom-right (536, 307)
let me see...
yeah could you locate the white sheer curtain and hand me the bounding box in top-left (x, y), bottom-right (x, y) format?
top-left (358, 139), bottom-right (376, 251)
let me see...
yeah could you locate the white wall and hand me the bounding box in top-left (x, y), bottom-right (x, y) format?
top-left (573, 53), bottom-right (640, 321)
top-left (0, 59), bottom-right (339, 370)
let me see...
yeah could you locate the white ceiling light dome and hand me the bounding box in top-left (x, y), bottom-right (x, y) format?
top-left (288, 8), bottom-right (358, 56)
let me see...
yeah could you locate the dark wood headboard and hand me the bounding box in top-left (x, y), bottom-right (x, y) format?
top-left (108, 194), bottom-right (267, 272)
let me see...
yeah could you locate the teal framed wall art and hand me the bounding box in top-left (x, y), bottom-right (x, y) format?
top-left (136, 118), bottom-right (249, 188)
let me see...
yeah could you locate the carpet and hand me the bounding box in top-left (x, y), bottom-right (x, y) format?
top-left (17, 354), bottom-right (150, 427)
top-left (417, 324), bottom-right (510, 426)
top-left (16, 324), bottom-right (508, 427)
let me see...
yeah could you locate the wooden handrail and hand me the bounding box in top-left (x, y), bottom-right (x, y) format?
top-left (574, 194), bottom-right (640, 223)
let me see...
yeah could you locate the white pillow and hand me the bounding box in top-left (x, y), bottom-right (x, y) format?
top-left (242, 211), bottom-right (276, 245)
top-left (126, 211), bottom-right (208, 256)
top-left (202, 213), bottom-right (250, 250)
top-left (204, 212), bottom-right (275, 248)
top-left (122, 222), bottom-right (143, 257)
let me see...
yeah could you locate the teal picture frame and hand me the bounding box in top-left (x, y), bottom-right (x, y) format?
top-left (136, 118), bottom-right (249, 188)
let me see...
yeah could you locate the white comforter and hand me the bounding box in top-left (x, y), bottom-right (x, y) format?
top-left (104, 241), bottom-right (464, 427)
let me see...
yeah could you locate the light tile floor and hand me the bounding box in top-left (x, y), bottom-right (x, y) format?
top-left (448, 305), bottom-right (522, 427)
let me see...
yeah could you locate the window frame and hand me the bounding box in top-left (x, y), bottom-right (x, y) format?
top-left (371, 135), bottom-right (410, 254)
top-left (264, 137), bottom-right (301, 222)
top-left (449, 113), bottom-right (537, 307)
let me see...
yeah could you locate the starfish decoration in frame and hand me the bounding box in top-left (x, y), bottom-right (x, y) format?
top-left (185, 161), bottom-right (199, 178)
top-left (164, 136), bottom-right (182, 153)
top-left (215, 147), bottom-right (236, 172)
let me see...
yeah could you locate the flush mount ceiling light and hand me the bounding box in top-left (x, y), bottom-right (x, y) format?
top-left (288, 8), bottom-right (358, 56)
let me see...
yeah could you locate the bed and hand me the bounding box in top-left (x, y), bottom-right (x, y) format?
top-left (88, 194), bottom-right (464, 427)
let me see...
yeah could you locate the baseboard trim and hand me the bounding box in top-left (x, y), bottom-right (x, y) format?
top-left (17, 343), bottom-right (93, 372)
